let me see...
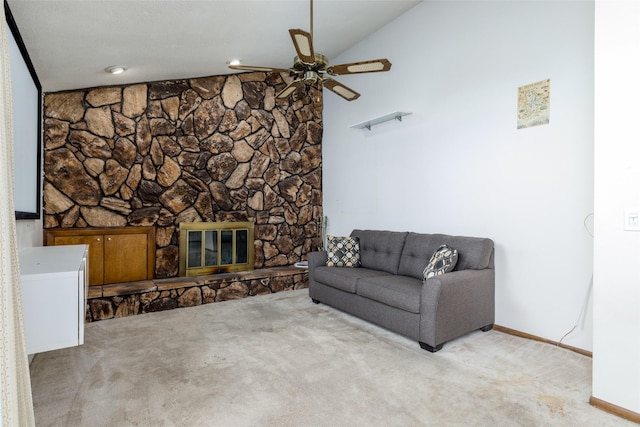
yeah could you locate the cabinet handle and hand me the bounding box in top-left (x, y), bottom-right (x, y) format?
top-left (107, 238), bottom-right (112, 241)
top-left (96, 238), bottom-right (100, 242)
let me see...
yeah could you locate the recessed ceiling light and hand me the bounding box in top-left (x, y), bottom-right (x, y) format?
top-left (105, 65), bottom-right (127, 75)
top-left (228, 59), bottom-right (241, 66)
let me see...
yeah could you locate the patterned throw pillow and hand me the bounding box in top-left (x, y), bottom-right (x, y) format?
top-left (423, 245), bottom-right (458, 280)
top-left (326, 236), bottom-right (361, 267)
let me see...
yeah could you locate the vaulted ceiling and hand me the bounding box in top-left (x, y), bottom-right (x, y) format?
top-left (6, 0), bottom-right (422, 92)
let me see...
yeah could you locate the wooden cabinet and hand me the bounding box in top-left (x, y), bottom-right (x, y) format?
top-left (44, 227), bottom-right (155, 286)
top-left (103, 233), bottom-right (151, 284)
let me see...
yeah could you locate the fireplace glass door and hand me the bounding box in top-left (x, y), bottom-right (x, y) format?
top-left (236, 229), bottom-right (248, 264)
top-left (179, 222), bottom-right (254, 276)
top-left (187, 230), bottom-right (219, 269)
top-left (205, 230), bottom-right (217, 267)
top-left (187, 230), bottom-right (203, 269)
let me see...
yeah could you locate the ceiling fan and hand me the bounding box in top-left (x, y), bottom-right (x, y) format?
top-left (228, 0), bottom-right (392, 101)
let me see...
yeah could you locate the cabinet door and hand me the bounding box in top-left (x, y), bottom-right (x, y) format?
top-left (53, 235), bottom-right (104, 286)
top-left (103, 233), bottom-right (148, 284)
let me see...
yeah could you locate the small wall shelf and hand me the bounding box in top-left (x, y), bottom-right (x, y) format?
top-left (350, 111), bottom-right (412, 131)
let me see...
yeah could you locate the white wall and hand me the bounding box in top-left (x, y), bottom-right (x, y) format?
top-left (16, 219), bottom-right (42, 251)
top-left (322, 1), bottom-right (595, 350)
top-left (593, 0), bottom-right (640, 414)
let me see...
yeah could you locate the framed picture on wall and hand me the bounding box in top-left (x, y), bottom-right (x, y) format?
top-left (517, 78), bottom-right (550, 130)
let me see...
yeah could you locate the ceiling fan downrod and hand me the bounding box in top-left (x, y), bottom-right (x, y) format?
top-left (310, 0), bottom-right (314, 40)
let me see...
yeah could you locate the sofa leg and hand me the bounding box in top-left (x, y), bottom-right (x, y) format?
top-left (311, 298), bottom-right (320, 304)
top-left (419, 342), bottom-right (444, 353)
top-left (480, 324), bottom-right (493, 332)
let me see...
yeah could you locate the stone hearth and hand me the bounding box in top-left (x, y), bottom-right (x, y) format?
top-left (86, 266), bottom-right (308, 322)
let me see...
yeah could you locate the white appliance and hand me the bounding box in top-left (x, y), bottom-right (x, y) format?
top-left (19, 244), bottom-right (88, 354)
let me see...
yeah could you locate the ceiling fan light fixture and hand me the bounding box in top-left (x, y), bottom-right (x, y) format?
top-left (304, 71), bottom-right (318, 83)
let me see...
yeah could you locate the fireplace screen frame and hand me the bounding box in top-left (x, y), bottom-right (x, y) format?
top-left (179, 222), bottom-right (255, 277)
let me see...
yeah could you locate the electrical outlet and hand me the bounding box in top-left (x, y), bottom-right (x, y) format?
top-left (624, 208), bottom-right (640, 231)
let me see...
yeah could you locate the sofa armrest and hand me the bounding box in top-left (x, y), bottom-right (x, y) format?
top-left (419, 268), bottom-right (495, 348)
top-left (307, 251), bottom-right (328, 271)
top-left (307, 251), bottom-right (328, 300)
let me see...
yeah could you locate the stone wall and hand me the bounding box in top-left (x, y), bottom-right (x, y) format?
top-left (42, 72), bottom-right (323, 278)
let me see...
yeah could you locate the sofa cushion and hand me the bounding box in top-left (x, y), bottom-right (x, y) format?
top-left (431, 234), bottom-right (494, 270)
top-left (356, 275), bottom-right (422, 313)
top-left (397, 232), bottom-right (437, 279)
top-left (398, 232), bottom-right (494, 274)
top-left (313, 266), bottom-right (391, 294)
top-left (326, 235), bottom-right (361, 267)
top-left (350, 230), bottom-right (408, 274)
top-left (423, 244), bottom-right (458, 279)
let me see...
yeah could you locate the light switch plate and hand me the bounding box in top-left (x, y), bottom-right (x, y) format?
top-left (624, 208), bottom-right (640, 231)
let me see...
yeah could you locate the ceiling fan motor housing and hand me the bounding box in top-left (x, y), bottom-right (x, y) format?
top-left (293, 53), bottom-right (329, 72)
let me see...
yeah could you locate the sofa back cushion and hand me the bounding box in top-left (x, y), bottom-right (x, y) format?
top-left (397, 233), bottom-right (437, 279)
top-left (432, 234), bottom-right (494, 271)
top-left (398, 232), bottom-right (494, 279)
top-left (350, 230), bottom-right (408, 274)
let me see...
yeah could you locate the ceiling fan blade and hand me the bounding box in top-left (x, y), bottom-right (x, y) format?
top-left (289, 29), bottom-right (315, 65)
top-left (327, 59), bottom-right (392, 76)
top-left (228, 64), bottom-right (293, 73)
top-left (323, 78), bottom-right (361, 101)
top-left (276, 80), bottom-right (305, 99)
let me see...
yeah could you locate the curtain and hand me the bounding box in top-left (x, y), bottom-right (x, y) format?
top-left (0, 5), bottom-right (35, 426)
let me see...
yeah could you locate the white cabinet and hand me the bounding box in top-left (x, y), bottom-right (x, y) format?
top-left (19, 244), bottom-right (88, 354)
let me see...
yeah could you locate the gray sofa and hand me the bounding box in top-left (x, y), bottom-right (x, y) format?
top-left (308, 230), bottom-right (495, 352)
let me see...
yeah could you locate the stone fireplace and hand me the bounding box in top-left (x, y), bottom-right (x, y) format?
top-left (42, 72), bottom-right (323, 281)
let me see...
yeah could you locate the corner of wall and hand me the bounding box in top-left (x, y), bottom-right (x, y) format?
top-left (15, 219), bottom-right (42, 251)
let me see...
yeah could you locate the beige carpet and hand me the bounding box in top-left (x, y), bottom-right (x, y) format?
top-left (30, 289), bottom-right (633, 426)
